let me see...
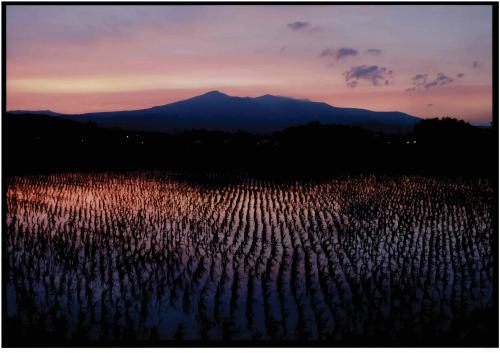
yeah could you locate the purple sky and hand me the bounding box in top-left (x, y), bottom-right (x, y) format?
top-left (7, 5), bottom-right (493, 124)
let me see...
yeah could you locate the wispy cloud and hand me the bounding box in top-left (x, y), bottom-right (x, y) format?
top-left (319, 48), bottom-right (336, 58)
top-left (287, 21), bottom-right (310, 31)
top-left (319, 47), bottom-right (358, 61)
top-left (343, 65), bottom-right (393, 87)
top-left (406, 72), bottom-right (454, 92)
top-left (365, 48), bottom-right (382, 56)
top-left (336, 48), bottom-right (358, 60)
top-left (412, 74), bottom-right (428, 81)
top-left (425, 73), bottom-right (453, 89)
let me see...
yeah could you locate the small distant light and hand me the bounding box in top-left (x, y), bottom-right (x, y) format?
top-left (413, 140), bottom-right (417, 144)
top-left (126, 135), bottom-right (129, 139)
top-left (141, 141), bottom-right (144, 145)
top-left (81, 139), bottom-right (84, 143)
top-left (406, 141), bottom-right (409, 144)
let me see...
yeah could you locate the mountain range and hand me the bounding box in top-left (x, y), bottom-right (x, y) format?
top-left (8, 91), bottom-right (421, 133)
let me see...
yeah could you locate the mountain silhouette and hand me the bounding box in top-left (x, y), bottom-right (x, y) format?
top-left (9, 91), bottom-right (421, 133)
top-left (8, 110), bottom-right (62, 117)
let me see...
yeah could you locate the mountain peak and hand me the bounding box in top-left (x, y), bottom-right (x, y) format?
top-left (256, 94), bottom-right (287, 99)
top-left (200, 90), bottom-right (228, 97)
top-left (255, 94), bottom-right (307, 102)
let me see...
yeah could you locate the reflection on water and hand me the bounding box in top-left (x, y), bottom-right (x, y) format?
top-left (5, 172), bottom-right (494, 344)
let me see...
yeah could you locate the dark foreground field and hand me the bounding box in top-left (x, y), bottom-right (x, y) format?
top-left (4, 172), bottom-right (496, 346)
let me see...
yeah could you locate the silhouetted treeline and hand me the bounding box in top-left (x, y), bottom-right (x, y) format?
top-left (4, 114), bottom-right (495, 178)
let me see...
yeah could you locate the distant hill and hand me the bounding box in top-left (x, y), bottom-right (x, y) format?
top-left (8, 110), bottom-right (62, 117)
top-left (9, 91), bottom-right (421, 133)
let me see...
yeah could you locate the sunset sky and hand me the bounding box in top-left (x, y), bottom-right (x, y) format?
top-left (7, 5), bottom-right (493, 124)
